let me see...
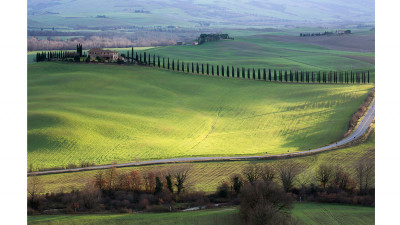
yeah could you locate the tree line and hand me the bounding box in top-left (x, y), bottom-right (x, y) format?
top-left (133, 51), bottom-right (371, 84)
top-left (28, 155), bottom-right (374, 224)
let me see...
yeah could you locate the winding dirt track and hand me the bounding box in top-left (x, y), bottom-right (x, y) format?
top-left (28, 100), bottom-right (375, 176)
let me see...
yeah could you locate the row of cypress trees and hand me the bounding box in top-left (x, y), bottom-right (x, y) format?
top-left (134, 52), bottom-right (370, 84)
top-left (35, 51), bottom-right (81, 62)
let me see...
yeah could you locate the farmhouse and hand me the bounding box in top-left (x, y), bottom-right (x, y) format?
top-left (88, 48), bottom-right (119, 61)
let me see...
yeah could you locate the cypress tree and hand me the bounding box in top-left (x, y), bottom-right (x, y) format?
top-left (187, 63), bottom-right (189, 73)
top-left (167, 58), bottom-right (170, 69)
top-left (269, 69), bottom-right (272, 81)
top-left (247, 68), bottom-right (250, 79)
top-left (217, 65), bottom-right (219, 76)
top-left (158, 55), bottom-right (160, 67)
top-left (153, 55), bottom-right (156, 66)
top-left (197, 63), bottom-right (199, 74)
top-left (227, 66), bottom-right (230, 77)
top-left (139, 53), bottom-right (142, 63)
top-left (181, 61), bottom-right (184, 72)
top-left (202, 64), bottom-right (204, 74)
top-left (252, 68), bottom-right (255, 80)
top-left (212, 65), bottom-right (214, 75)
top-left (222, 65), bottom-right (225, 77)
top-left (136, 52), bottom-right (139, 61)
top-left (127, 51), bottom-right (130, 62)
top-left (144, 52), bottom-right (147, 64)
top-left (368, 71), bottom-right (370, 83)
top-left (177, 60), bottom-right (180, 71)
top-left (131, 47), bottom-right (134, 62)
top-left (148, 53), bottom-right (151, 65)
top-left (162, 57), bottom-right (165, 68)
top-left (274, 70), bottom-right (277, 81)
top-left (242, 67), bottom-right (245, 79)
top-left (207, 64), bottom-right (209, 75)
top-left (263, 69), bottom-right (266, 81)
top-left (192, 62), bottom-right (194, 73)
top-left (232, 66), bottom-right (234, 78)
top-left (285, 70), bottom-right (288, 82)
top-left (237, 67), bottom-right (240, 78)
top-left (258, 69), bottom-right (261, 80)
top-left (172, 59), bottom-right (175, 70)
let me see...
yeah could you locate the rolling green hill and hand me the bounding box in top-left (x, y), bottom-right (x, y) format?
top-left (27, 203), bottom-right (374, 225)
top-left (28, 62), bottom-right (373, 170)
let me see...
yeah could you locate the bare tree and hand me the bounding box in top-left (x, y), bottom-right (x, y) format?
top-left (315, 164), bottom-right (334, 189)
top-left (172, 165), bottom-right (191, 195)
top-left (242, 164), bottom-right (263, 185)
top-left (28, 173), bottom-right (43, 199)
top-left (355, 155), bottom-right (375, 194)
top-left (261, 164), bottom-right (276, 183)
top-left (276, 161), bottom-right (303, 192)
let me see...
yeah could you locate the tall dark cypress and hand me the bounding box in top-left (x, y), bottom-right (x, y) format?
top-left (207, 64), bottom-right (209, 75)
top-left (131, 47), bottom-right (134, 62)
top-left (149, 53), bottom-right (151, 65)
top-left (182, 61), bottom-right (185, 72)
top-left (242, 67), bottom-right (245, 79)
top-left (158, 55), bottom-right (160, 67)
top-left (212, 65), bottom-right (214, 75)
top-left (162, 57), bottom-right (165, 68)
top-left (269, 69), bottom-right (272, 81)
top-left (252, 68), bottom-right (255, 80)
top-left (263, 69), bottom-right (266, 81)
top-left (192, 62), bottom-right (194, 73)
top-left (136, 52), bottom-right (139, 61)
top-left (237, 67), bottom-right (240, 78)
top-left (197, 63), bottom-right (199, 74)
top-left (258, 69), bottom-right (261, 80)
top-left (177, 60), bottom-right (179, 71)
top-left (274, 70), bottom-right (277, 81)
top-left (285, 70), bottom-right (288, 82)
top-left (368, 71), bottom-right (370, 83)
top-left (202, 64), bottom-right (204, 74)
top-left (172, 59), bottom-right (175, 70)
top-left (232, 66), bottom-right (235, 78)
top-left (167, 58), bottom-right (170, 69)
top-left (139, 53), bottom-right (142, 63)
top-left (187, 63), bottom-right (189, 73)
top-left (227, 66), bottom-right (230, 77)
top-left (217, 65), bottom-right (219, 76)
top-left (222, 65), bottom-right (224, 77)
top-left (247, 68), bottom-right (250, 79)
top-left (144, 52), bottom-right (147, 64)
top-left (153, 55), bottom-right (156, 66)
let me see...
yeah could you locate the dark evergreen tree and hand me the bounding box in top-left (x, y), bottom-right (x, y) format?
top-left (242, 67), bottom-right (245, 79)
top-left (227, 66), bottom-right (230, 77)
top-left (187, 63), bottom-right (189, 73)
top-left (144, 52), bottom-right (147, 64)
top-left (269, 69), bottom-right (272, 81)
top-left (192, 62), bottom-right (194, 73)
top-left (232, 66), bottom-right (234, 78)
top-left (177, 60), bottom-right (180, 71)
top-left (212, 65), bottom-right (214, 75)
top-left (182, 61), bottom-right (185, 72)
top-left (153, 55), bottom-right (156, 66)
top-left (136, 52), bottom-right (139, 61)
top-left (148, 53), bottom-right (151, 65)
top-left (166, 175), bottom-right (173, 193)
top-left (168, 58), bottom-right (170, 69)
top-left (368, 71), bottom-right (370, 83)
top-left (202, 64), bottom-right (204, 74)
top-left (247, 68), bottom-right (250, 79)
top-left (207, 64), bottom-right (209, 75)
top-left (162, 57), bottom-right (165, 68)
top-left (197, 63), bottom-right (199, 74)
top-left (263, 69), bottom-right (266, 81)
top-left (217, 65), bottom-right (219, 76)
top-left (252, 68), bottom-right (255, 80)
top-left (158, 55), bottom-right (160, 67)
top-left (258, 69), bottom-right (261, 80)
top-left (131, 47), bottom-right (134, 63)
top-left (222, 65), bottom-right (224, 77)
top-left (172, 59), bottom-right (175, 70)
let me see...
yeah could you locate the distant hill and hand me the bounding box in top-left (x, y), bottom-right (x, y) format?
top-left (28, 0), bottom-right (375, 28)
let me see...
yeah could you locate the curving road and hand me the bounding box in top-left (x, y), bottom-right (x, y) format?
top-left (29, 100), bottom-right (375, 176)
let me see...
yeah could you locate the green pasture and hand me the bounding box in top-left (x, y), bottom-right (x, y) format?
top-left (29, 127), bottom-right (374, 194)
top-left (138, 35), bottom-right (374, 75)
top-left (292, 202), bottom-right (374, 225)
top-left (27, 203), bottom-right (374, 225)
top-left (28, 62), bottom-right (373, 170)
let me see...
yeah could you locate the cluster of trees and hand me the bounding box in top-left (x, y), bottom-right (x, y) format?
top-left (135, 52), bottom-right (370, 84)
top-left (300, 30), bottom-right (351, 37)
top-left (28, 156), bottom-right (374, 223)
top-left (76, 44), bottom-right (83, 57)
top-left (197, 33), bottom-right (233, 44)
top-left (35, 50), bottom-right (84, 62)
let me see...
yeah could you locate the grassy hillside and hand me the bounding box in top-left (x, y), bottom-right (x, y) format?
top-left (30, 117), bottom-right (374, 194)
top-left (27, 203), bottom-right (374, 225)
top-left (139, 34), bottom-right (375, 73)
top-left (28, 62), bottom-right (373, 170)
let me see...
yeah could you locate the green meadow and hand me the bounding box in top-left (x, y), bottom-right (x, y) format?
top-left (28, 62), bottom-right (372, 170)
top-left (29, 127), bottom-right (374, 194)
top-left (27, 203), bottom-right (374, 225)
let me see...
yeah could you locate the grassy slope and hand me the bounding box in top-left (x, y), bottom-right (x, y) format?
top-left (28, 62), bottom-right (373, 169)
top-left (32, 128), bottom-right (374, 194)
top-left (139, 35), bottom-right (375, 73)
top-left (27, 203), bottom-right (374, 225)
